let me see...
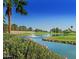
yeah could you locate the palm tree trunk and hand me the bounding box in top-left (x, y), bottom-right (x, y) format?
top-left (8, 13), bottom-right (11, 34)
top-left (8, 6), bottom-right (11, 34)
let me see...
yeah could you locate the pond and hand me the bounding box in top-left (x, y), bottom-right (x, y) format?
top-left (22, 34), bottom-right (76, 59)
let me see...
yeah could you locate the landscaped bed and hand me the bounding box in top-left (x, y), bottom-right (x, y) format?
top-left (3, 34), bottom-right (64, 59)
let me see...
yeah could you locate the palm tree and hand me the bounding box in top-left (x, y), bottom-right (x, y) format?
top-left (3, 0), bottom-right (28, 34)
top-left (70, 26), bottom-right (73, 32)
top-left (70, 26), bottom-right (73, 29)
top-left (70, 26), bottom-right (73, 30)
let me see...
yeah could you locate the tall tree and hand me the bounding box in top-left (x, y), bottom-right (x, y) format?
top-left (70, 26), bottom-right (73, 31)
top-left (11, 24), bottom-right (18, 31)
top-left (3, 0), bottom-right (28, 34)
top-left (28, 27), bottom-right (32, 31)
top-left (19, 26), bottom-right (27, 31)
top-left (50, 27), bottom-right (62, 33)
top-left (70, 26), bottom-right (73, 29)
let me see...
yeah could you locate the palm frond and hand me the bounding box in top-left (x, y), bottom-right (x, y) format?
top-left (21, 9), bottom-right (28, 15)
top-left (19, 0), bottom-right (28, 5)
top-left (16, 0), bottom-right (28, 15)
top-left (3, 15), bottom-right (6, 24)
top-left (14, 0), bottom-right (19, 6)
top-left (6, 6), bottom-right (12, 16)
top-left (3, 0), bottom-right (7, 7)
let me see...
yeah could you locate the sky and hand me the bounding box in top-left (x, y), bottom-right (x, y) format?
top-left (3, 0), bottom-right (76, 31)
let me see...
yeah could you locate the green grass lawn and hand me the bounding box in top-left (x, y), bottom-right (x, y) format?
top-left (15, 33), bottom-right (31, 36)
top-left (4, 31), bottom-right (49, 36)
top-left (46, 36), bottom-right (76, 41)
top-left (12, 31), bottom-right (49, 36)
top-left (43, 33), bottom-right (76, 45)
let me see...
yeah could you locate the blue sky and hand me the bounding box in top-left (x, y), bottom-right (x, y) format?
top-left (4, 0), bottom-right (76, 31)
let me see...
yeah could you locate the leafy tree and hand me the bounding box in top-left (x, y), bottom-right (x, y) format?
top-left (11, 24), bottom-right (18, 31)
top-left (50, 28), bottom-right (55, 33)
top-left (18, 26), bottom-right (27, 31)
top-left (63, 29), bottom-right (70, 36)
top-left (3, 0), bottom-right (28, 34)
top-left (34, 28), bottom-right (45, 32)
top-left (50, 27), bottom-right (62, 33)
top-left (28, 27), bottom-right (33, 31)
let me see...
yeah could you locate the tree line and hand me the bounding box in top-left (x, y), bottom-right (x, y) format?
top-left (3, 24), bottom-right (48, 33)
top-left (50, 26), bottom-right (75, 33)
top-left (50, 26), bottom-right (76, 36)
top-left (3, 24), bottom-right (32, 32)
top-left (3, 23), bottom-right (75, 33)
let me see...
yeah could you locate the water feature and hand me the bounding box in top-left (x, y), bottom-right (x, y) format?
top-left (22, 34), bottom-right (76, 59)
top-left (26, 31), bottom-right (38, 38)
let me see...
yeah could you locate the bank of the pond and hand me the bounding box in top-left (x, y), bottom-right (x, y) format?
top-left (3, 34), bottom-right (64, 59)
top-left (43, 36), bottom-right (76, 45)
